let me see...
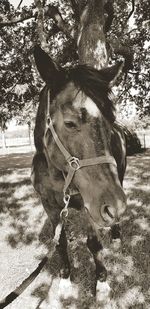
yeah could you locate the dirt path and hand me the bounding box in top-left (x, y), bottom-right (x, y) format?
top-left (0, 151), bottom-right (149, 309)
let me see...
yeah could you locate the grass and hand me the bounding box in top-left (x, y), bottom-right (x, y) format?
top-left (0, 150), bottom-right (149, 308)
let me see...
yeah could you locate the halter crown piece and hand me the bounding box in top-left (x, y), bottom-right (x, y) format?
top-left (44, 89), bottom-right (117, 217)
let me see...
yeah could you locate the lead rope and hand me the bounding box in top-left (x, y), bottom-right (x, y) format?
top-left (0, 214), bottom-right (67, 309)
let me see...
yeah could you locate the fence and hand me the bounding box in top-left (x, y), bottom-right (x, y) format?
top-left (0, 129), bottom-right (150, 155)
top-left (136, 129), bottom-right (150, 149)
top-left (0, 136), bottom-right (35, 154)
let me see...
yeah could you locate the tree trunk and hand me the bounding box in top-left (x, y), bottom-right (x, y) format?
top-left (0, 120), bottom-right (7, 150)
top-left (1, 130), bottom-right (6, 150)
top-left (77, 0), bottom-right (108, 69)
top-left (34, 0), bottom-right (49, 51)
top-left (28, 122), bottom-right (32, 146)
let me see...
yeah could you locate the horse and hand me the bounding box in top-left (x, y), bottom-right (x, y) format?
top-left (31, 45), bottom-right (127, 282)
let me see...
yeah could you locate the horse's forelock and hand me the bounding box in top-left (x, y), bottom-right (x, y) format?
top-left (67, 65), bottom-right (116, 123)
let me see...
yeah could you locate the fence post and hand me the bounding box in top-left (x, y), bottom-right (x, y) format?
top-left (143, 134), bottom-right (146, 149)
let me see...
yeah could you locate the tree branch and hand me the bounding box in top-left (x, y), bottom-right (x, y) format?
top-left (109, 38), bottom-right (134, 72)
top-left (126, 0), bottom-right (135, 23)
top-left (17, 0), bottom-right (24, 9)
top-left (69, 0), bottom-right (80, 22)
top-left (0, 3), bottom-right (74, 41)
top-left (45, 4), bottom-right (74, 39)
top-left (0, 2), bottom-right (75, 44)
top-left (0, 12), bottom-right (34, 28)
top-left (34, 0), bottom-right (47, 49)
top-left (125, 28), bottom-right (138, 36)
top-left (128, 71), bottom-right (148, 77)
top-left (120, 0), bottom-right (135, 34)
top-left (104, 0), bottom-right (114, 33)
top-left (77, 0), bottom-right (88, 15)
top-left (117, 85), bottom-right (131, 102)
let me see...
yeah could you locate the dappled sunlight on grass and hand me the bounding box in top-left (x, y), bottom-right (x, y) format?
top-left (138, 184), bottom-right (150, 192)
top-left (91, 150), bottom-right (150, 308)
top-left (112, 255), bottom-right (134, 278)
top-left (131, 235), bottom-right (144, 246)
top-left (0, 168), bottom-right (30, 183)
top-left (0, 153), bottom-right (46, 251)
top-left (117, 286), bottom-right (145, 309)
top-left (0, 150), bottom-right (150, 308)
top-left (134, 217), bottom-right (150, 232)
top-left (0, 152), bottom-right (33, 169)
top-left (12, 184), bottom-right (34, 200)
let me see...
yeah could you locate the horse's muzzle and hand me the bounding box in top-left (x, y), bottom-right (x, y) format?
top-left (85, 191), bottom-right (127, 228)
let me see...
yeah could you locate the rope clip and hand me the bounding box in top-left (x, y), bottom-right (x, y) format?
top-left (60, 193), bottom-right (70, 219)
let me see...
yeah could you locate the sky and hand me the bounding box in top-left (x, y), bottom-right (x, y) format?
top-left (10, 0), bottom-right (33, 8)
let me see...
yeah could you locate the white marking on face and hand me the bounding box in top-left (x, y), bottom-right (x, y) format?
top-left (73, 92), bottom-right (100, 118)
top-left (84, 97), bottom-right (100, 118)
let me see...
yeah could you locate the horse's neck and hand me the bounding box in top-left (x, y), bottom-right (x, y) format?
top-left (34, 86), bottom-right (48, 151)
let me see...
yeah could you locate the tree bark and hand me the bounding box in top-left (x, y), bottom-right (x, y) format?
top-left (77, 0), bottom-right (108, 69)
top-left (28, 122), bottom-right (32, 146)
top-left (1, 130), bottom-right (6, 150)
top-left (34, 0), bottom-right (48, 51)
top-left (0, 120), bottom-right (7, 150)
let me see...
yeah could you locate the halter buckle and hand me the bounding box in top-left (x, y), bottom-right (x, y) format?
top-left (68, 157), bottom-right (80, 170)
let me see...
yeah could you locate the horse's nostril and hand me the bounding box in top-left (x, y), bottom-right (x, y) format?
top-left (101, 204), bottom-right (116, 223)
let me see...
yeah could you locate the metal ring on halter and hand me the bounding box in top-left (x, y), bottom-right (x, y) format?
top-left (68, 157), bottom-right (80, 170)
top-left (47, 116), bottom-right (52, 126)
top-left (63, 193), bottom-right (70, 205)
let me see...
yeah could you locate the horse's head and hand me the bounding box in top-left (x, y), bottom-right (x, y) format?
top-left (34, 46), bottom-right (126, 229)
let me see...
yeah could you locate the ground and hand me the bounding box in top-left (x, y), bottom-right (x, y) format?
top-left (0, 150), bottom-right (150, 309)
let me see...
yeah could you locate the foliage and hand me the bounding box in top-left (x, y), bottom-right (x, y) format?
top-left (0, 2), bottom-right (39, 128)
top-left (111, 0), bottom-right (150, 119)
top-left (0, 0), bottom-right (149, 128)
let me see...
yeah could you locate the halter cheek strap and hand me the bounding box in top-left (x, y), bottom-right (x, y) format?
top-left (44, 89), bottom-right (117, 212)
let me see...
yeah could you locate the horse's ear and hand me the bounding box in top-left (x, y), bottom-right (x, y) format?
top-left (100, 61), bottom-right (124, 87)
top-left (33, 45), bottom-right (60, 84)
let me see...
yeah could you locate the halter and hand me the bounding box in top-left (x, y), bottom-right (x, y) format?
top-left (0, 90), bottom-right (120, 309)
top-left (44, 89), bottom-right (117, 216)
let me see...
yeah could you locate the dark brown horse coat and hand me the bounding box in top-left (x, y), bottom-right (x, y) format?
top-left (31, 45), bottom-right (127, 281)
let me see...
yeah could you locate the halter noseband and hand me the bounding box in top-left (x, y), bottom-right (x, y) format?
top-left (44, 89), bottom-right (117, 213)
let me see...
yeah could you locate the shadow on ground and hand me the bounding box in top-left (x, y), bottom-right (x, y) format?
top-left (0, 152), bottom-right (43, 248)
top-left (0, 151), bottom-right (150, 308)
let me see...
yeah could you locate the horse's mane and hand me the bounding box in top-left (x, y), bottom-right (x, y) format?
top-left (67, 65), bottom-right (116, 123)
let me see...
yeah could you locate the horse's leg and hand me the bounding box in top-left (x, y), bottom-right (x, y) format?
top-left (87, 226), bottom-right (107, 282)
top-left (111, 223), bottom-right (121, 240)
top-left (31, 153), bottom-right (70, 278)
top-left (40, 196), bottom-right (70, 278)
top-left (57, 226), bottom-right (70, 278)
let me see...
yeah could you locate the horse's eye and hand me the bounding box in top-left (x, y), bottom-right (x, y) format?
top-left (64, 121), bottom-right (77, 129)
